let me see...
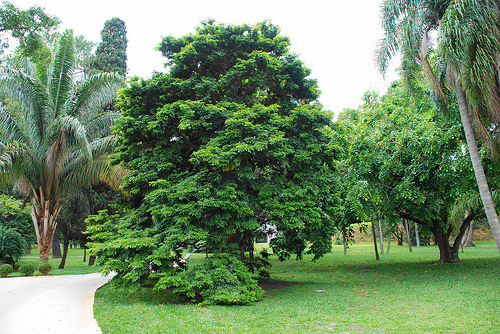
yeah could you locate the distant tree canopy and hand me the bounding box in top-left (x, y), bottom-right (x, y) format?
top-left (335, 80), bottom-right (497, 263)
top-left (0, 1), bottom-right (59, 59)
top-left (89, 21), bottom-right (341, 293)
top-left (91, 17), bottom-right (127, 76)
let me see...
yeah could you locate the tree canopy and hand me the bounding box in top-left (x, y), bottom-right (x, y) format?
top-left (91, 18), bottom-right (128, 76)
top-left (88, 21), bottom-right (340, 299)
top-left (0, 2), bottom-right (59, 59)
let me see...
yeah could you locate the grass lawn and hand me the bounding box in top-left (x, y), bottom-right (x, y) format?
top-left (94, 241), bottom-right (500, 334)
top-left (12, 248), bottom-right (100, 276)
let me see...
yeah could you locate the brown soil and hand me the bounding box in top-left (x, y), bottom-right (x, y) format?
top-left (258, 280), bottom-right (299, 291)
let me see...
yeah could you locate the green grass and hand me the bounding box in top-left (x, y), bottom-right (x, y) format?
top-left (94, 242), bottom-right (500, 334)
top-left (12, 248), bottom-right (100, 276)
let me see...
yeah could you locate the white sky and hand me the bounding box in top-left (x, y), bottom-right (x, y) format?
top-left (13, 0), bottom-right (399, 115)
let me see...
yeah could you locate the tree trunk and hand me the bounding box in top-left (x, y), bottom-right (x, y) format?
top-left (51, 230), bottom-right (62, 258)
top-left (371, 221), bottom-right (380, 260)
top-left (30, 192), bottom-right (61, 264)
top-left (432, 227), bottom-right (458, 263)
top-left (454, 78), bottom-right (500, 254)
top-left (378, 220), bottom-right (384, 254)
top-left (462, 221), bottom-right (475, 247)
top-left (386, 233), bottom-right (391, 254)
top-left (58, 239), bottom-right (70, 269)
top-left (403, 219), bottom-right (412, 252)
top-left (415, 222), bottom-right (420, 248)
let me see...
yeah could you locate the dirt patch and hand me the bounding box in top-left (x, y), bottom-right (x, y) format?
top-left (258, 280), bottom-right (300, 291)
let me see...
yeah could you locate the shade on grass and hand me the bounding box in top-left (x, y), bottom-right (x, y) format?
top-left (94, 241), bottom-right (500, 334)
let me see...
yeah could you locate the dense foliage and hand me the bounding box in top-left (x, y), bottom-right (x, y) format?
top-left (336, 81), bottom-right (491, 262)
top-left (156, 254), bottom-right (264, 305)
top-left (0, 263), bottom-right (13, 277)
top-left (0, 227), bottom-right (26, 264)
top-left (88, 21), bottom-right (340, 297)
top-left (0, 2), bottom-right (59, 59)
top-left (18, 262), bottom-right (35, 276)
top-left (91, 18), bottom-right (128, 76)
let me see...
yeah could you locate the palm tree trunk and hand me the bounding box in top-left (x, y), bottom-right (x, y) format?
top-left (454, 78), bottom-right (500, 254)
top-left (30, 191), bottom-right (61, 264)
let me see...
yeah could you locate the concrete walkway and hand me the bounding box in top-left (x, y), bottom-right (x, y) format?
top-left (0, 273), bottom-right (114, 334)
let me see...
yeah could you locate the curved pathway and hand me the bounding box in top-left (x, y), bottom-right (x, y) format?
top-left (0, 273), bottom-right (114, 334)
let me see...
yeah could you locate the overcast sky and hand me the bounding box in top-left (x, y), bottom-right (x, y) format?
top-left (14, 0), bottom-right (399, 115)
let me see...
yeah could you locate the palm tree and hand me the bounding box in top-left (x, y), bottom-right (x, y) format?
top-left (0, 30), bottom-right (126, 263)
top-left (376, 0), bottom-right (500, 253)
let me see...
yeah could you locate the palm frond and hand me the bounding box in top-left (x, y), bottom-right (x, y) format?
top-left (70, 72), bottom-right (125, 120)
top-left (61, 155), bottom-right (127, 194)
top-left (48, 30), bottom-right (75, 120)
top-left (64, 135), bottom-right (117, 173)
top-left (0, 105), bottom-right (27, 145)
top-left (45, 115), bottom-right (92, 161)
top-left (0, 67), bottom-right (47, 149)
top-left (84, 112), bottom-right (120, 141)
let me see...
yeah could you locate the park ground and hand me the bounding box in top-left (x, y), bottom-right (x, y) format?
top-left (89, 241), bottom-right (500, 334)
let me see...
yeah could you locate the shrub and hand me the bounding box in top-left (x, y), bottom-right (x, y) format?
top-left (18, 262), bottom-right (36, 276)
top-left (156, 254), bottom-right (263, 306)
top-left (38, 262), bottom-right (52, 275)
top-left (0, 263), bottom-right (13, 277)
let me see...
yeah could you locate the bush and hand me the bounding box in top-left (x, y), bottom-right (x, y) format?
top-left (18, 262), bottom-right (36, 276)
top-left (0, 263), bottom-right (13, 277)
top-left (156, 254), bottom-right (263, 306)
top-left (38, 262), bottom-right (52, 275)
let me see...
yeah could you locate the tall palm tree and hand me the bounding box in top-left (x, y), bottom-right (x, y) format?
top-left (376, 0), bottom-right (500, 253)
top-left (0, 30), bottom-right (126, 263)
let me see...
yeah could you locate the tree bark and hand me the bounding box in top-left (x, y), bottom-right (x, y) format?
top-left (51, 230), bottom-right (62, 258)
top-left (462, 221), bottom-right (475, 247)
top-left (454, 78), bottom-right (500, 254)
top-left (403, 219), bottom-right (412, 252)
top-left (415, 222), bottom-right (420, 248)
top-left (371, 221), bottom-right (380, 260)
top-left (378, 220), bottom-right (384, 254)
top-left (386, 233), bottom-right (391, 254)
top-left (58, 239), bottom-right (70, 269)
top-left (30, 188), bottom-right (61, 264)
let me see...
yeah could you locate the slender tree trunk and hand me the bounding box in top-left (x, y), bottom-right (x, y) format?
top-left (454, 78), bottom-right (500, 254)
top-left (343, 234), bottom-right (348, 256)
top-left (386, 233), bottom-right (391, 254)
top-left (52, 230), bottom-right (62, 258)
top-left (371, 221), bottom-right (380, 260)
top-left (403, 219), bottom-right (412, 252)
top-left (415, 222), bottom-right (420, 248)
top-left (58, 239), bottom-right (70, 269)
top-left (378, 220), bottom-right (384, 254)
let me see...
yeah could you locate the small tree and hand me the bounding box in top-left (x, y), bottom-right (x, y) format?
top-left (0, 227), bottom-right (26, 265)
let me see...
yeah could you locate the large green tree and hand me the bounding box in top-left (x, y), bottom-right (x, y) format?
top-left (340, 82), bottom-right (483, 263)
top-left (90, 18), bottom-right (127, 76)
top-left (90, 21), bottom-right (340, 291)
top-left (0, 30), bottom-right (126, 263)
top-left (376, 0), bottom-right (500, 253)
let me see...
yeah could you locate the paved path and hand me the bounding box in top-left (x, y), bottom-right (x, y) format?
top-left (0, 273), bottom-right (114, 334)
